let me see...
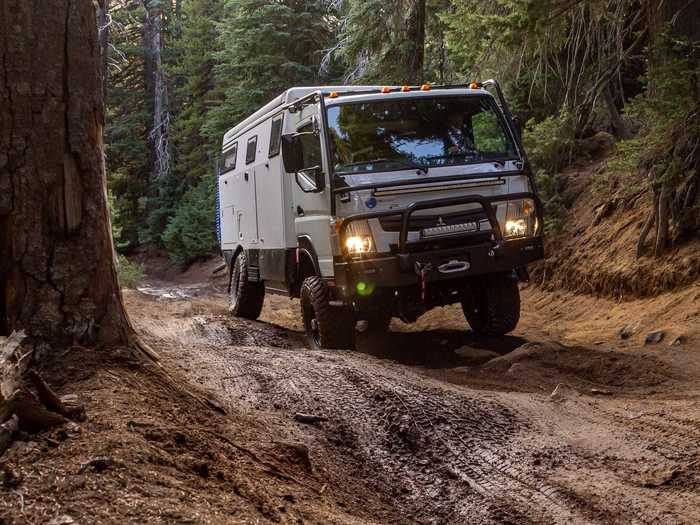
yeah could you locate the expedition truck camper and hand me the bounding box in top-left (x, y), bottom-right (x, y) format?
top-left (217, 81), bottom-right (545, 349)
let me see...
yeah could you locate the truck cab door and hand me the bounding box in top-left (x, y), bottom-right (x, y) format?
top-left (290, 105), bottom-right (333, 277)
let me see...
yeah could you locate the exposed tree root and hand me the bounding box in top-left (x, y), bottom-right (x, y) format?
top-left (637, 104), bottom-right (700, 258)
top-left (1, 332), bottom-right (87, 456)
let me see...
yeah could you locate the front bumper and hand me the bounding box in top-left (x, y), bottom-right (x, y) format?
top-left (335, 236), bottom-right (543, 290)
top-left (334, 192), bottom-right (544, 294)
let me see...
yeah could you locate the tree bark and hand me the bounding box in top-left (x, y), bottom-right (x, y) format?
top-left (404, 0), bottom-right (426, 84)
top-left (604, 84), bottom-right (632, 140)
top-left (0, 0), bottom-right (130, 345)
top-left (97, 0), bottom-right (111, 104)
top-left (142, 0), bottom-right (170, 181)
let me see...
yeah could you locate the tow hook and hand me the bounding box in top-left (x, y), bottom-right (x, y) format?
top-left (414, 262), bottom-right (433, 303)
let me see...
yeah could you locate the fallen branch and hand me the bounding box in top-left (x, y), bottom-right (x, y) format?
top-left (293, 413), bottom-right (328, 424)
top-left (205, 430), bottom-right (318, 492)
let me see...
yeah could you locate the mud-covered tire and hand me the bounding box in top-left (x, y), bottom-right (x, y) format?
top-left (462, 273), bottom-right (520, 336)
top-left (300, 277), bottom-right (355, 350)
top-left (229, 252), bottom-right (265, 320)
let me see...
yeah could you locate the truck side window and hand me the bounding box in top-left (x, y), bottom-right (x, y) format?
top-left (298, 123), bottom-right (321, 169)
top-left (471, 109), bottom-right (510, 156)
top-left (246, 136), bottom-right (257, 165)
top-left (223, 143), bottom-right (238, 173)
top-left (268, 115), bottom-right (283, 157)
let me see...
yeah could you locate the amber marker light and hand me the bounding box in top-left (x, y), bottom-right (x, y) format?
top-left (401, 85), bottom-right (411, 92)
top-left (381, 87), bottom-right (391, 94)
top-left (420, 84), bottom-right (430, 91)
top-left (469, 82), bottom-right (480, 89)
top-left (329, 91), bottom-right (339, 98)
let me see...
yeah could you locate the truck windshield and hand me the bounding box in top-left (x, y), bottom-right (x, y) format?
top-left (326, 96), bottom-right (517, 175)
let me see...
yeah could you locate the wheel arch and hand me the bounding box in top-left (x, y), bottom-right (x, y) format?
top-left (292, 235), bottom-right (321, 298)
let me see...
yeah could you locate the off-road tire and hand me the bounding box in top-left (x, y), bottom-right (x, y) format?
top-left (300, 277), bottom-right (355, 350)
top-left (462, 273), bottom-right (520, 335)
top-left (229, 252), bottom-right (265, 320)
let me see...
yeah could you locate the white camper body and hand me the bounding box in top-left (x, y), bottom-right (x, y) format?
top-left (218, 82), bottom-right (545, 349)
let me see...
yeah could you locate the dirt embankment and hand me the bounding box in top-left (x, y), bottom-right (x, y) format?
top-left (532, 159), bottom-right (700, 298)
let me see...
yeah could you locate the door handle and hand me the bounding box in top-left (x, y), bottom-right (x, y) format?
top-left (244, 172), bottom-right (249, 181)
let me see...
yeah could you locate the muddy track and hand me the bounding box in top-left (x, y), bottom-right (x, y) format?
top-left (130, 290), bottom-right (700, 525)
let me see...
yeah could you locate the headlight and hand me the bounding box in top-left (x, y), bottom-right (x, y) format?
top-left (343, 219), bottom-right (375, 255)
top-left (494, 198), bottom-right (538, 239)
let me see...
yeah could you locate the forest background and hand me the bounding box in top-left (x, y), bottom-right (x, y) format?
top-left (102, 0), bottom-right (699, 270)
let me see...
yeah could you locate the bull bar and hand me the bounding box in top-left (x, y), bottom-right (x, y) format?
top-left (334, 191), bottom-right (545, 292)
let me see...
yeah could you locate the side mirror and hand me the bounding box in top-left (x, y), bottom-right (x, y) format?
top-left (281, 134), bottom-right (303, 173)
top-left (295, 166), bottom-right (325, 193)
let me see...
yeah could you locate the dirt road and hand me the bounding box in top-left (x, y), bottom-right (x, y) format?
top-left (127, 275), bottom-right (700, 524)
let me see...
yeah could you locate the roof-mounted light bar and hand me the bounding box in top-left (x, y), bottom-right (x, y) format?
top-left (321, 80), bottom-right (488, 100)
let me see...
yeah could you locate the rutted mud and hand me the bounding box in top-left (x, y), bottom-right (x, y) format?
top-left (126, 285), bottom-right (700, 524)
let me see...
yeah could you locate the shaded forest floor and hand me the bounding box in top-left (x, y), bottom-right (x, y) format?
top-left (1, 256), bottom-right (699, 524)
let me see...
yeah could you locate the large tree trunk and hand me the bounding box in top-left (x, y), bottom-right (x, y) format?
top-left (404, 0), bottom-right (426, 84)
top-left (0, 0), bottom-right (130, 345)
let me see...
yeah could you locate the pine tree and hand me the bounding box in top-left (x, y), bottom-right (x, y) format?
top-left (203, 0), bottom-right (336, 140)
top-left (105, 0), bottom-right (153, 250)
top-left (170, 0), bottom-right (224, 188)
top-left (144, 0), bottom-right (224, 247)
top-left (339, 0), bottom-right (436, 84)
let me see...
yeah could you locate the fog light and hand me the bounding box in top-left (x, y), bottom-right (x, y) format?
top-left (356, 281), bottom-right (375, 296)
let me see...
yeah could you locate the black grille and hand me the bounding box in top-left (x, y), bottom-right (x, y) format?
top-left (378, 208), bottom-right (489, 232)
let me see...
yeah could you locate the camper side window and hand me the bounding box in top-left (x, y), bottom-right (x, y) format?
top-left (268, 115), bottom-right (283, 157)
top-left (223, 143), bottom-right (238, 173)
top-left (246, 136), bottom-right (257, 165)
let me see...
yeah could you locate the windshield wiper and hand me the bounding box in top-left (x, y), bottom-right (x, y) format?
top-left (337, 158), bottom-right (429, 175)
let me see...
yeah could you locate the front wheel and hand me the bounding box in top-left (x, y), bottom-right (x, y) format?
top-left (462, 273), bottom-right (520, 336)
top-left (229, 252), bottom-right (265, 319)
top-left (300, 277), bottom-right (355, 350)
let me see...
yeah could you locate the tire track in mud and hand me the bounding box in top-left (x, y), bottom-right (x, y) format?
top-left (187, 321), bottom-right (584, 524)
top-left (503, 391), bottom-right (700, 525)
top-left (142, 306), bottom-right (700, 524)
